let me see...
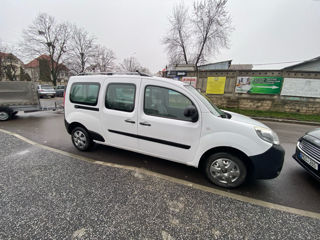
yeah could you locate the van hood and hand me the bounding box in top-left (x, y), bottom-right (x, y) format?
top-left (222, 110), bottom-right (269, 129)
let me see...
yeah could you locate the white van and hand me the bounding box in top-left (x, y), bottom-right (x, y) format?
top-left (64, 73), bottom-right (285, 188)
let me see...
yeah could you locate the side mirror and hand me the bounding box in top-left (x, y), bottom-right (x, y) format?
top-left (184, 105), bottom-right (199, 122)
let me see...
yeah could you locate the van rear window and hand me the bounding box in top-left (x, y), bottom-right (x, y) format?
top-left (70, 83), bottom-right (100, 106)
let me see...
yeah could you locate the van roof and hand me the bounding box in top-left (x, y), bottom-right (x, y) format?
top-left (78, 71), bottom-right (150, 77)
top-left (70, 73), bottom-right (186, 88)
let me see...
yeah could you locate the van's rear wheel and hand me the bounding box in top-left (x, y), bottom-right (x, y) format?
top-left (71, 127), bottom-right (92, 151)
top-left (205, 152), bottom-right (247, 188)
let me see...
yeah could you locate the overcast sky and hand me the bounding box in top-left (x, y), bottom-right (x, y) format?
top-left (1, 0), bottom-right (320, 72)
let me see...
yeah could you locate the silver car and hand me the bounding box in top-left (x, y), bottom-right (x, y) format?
top-left (37, 85), bottom-right (56, 98)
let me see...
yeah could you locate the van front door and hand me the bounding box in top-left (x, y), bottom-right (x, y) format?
top-left (137, 80), bottom-right (201, 164)
top-left (101, 77), bottom-right (141, 150)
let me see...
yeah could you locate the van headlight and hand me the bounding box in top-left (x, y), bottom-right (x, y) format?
top-left (254, 126), bottom-right (280, 145)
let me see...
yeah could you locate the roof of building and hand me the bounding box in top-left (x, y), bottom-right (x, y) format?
top-left (282, 56), bottom-right (320, 70)
top-left (229, 64), bottom-right (253, 70)
top-left (197, 60), bottom-right (232, 70)
top-left (24, 55), bottom-right (52, 68)
top-left (0, 52), bottom-right (24, 64)
top-left (199, 60), bottom-right (232, 68)
top-left (25, 54), bottom-right (68, 71)
top-left (0, 52), bottom-right (10, 58)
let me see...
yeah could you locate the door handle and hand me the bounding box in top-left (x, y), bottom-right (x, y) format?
top-left (139, 121), bottom-right (151, 126)
top-left (125, 119), bottom-right (135, 124)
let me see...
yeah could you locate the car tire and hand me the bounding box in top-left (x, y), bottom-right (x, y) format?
top-left (0, 108), bottom-right (12, 121)
top-left (204, 152), bottom-right (247, 188)
top-left (71, 127), bottom-right (93, 151)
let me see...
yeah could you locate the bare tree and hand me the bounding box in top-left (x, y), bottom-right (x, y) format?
top-left (67, 25), bottom-right (96, 74)
top-left (119, 57), bottom-right (151, 74)
top-left (192, 0), bottom-right (231, 67)
top-left (0, 41), bottom-right (6, 80)
top-left (21, 13), bottom-right (72, 85)
top-left (88, 45), bottom-right (116, 72)
top-left (163, 0), bottom-right (232, 68)
top-left (163, 2), bottom-right (190, 65)
top-left (120, 57), bottom-right (141, 72)
top-left (3, 54), bottom-right (19, 81)
top-left (0, 39), bottom-right (8, 53)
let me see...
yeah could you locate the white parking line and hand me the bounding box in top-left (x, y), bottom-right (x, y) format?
top-left (1, 128), bottom-right (320, 220)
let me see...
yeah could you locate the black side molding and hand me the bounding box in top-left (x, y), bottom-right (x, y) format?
top-left (64, 119), bottom-right (105, 142)
top-left (89, 131), bottom-right (105, 142)
top-left (108, 129), bottom-right (190, 149)
top-left (75, 105), bottom-right (99, 111)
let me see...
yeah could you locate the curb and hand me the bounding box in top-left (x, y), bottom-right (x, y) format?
top-left (252, 117), bottom-right (320, 126)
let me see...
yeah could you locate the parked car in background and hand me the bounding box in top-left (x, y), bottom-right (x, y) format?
top-left (293, 128), bottom-right (320, 181)
top-left (55, 85), bottom-right (65, 97)
top-left (37, 85), bottom-right (56, 98)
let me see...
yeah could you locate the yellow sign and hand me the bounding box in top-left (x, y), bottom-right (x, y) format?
top-left (206, 77), bottom-right (226, 94)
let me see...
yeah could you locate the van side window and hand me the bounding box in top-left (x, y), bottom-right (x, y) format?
top-left (105, 83), bottom-right (136, 112)
top-left (144, 86), bottom-right (196, 121)
top-left (70, 83), bottom-right (100, 106)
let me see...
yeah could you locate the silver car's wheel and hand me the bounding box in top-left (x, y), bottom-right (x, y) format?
top-left (205, 152), bottom-right (247, 188)
top-left (0, 111), bottom-right (10, 121)
top-left (71, 127), bottom-right (92, 151)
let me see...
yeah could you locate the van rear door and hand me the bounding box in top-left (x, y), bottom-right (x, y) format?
top-left (101, 77), bottom-right (141, 150)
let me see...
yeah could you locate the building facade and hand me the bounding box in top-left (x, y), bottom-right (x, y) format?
top-left (0, 52), bottom-right (27, 81)
top-left (24, 55), bottom-right (69, 84)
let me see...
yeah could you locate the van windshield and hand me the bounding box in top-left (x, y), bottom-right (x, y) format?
top-left (185, 85), bottom-right (224, 117)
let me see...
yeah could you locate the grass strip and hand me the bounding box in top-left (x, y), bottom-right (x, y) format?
top-left (221, 107), bottom-right (320, 123)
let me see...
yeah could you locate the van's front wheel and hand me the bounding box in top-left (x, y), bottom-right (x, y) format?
top-left (71, 127), bottom-right (93, 151)
top-left (205, 152), bottom-right (247, 188)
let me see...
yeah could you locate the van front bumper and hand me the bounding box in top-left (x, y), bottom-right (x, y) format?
top-left (250, 144), bottom-right (285, 179)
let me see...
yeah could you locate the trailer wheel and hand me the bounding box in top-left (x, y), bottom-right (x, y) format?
top-left (0, 109), bottom-right (11, 121)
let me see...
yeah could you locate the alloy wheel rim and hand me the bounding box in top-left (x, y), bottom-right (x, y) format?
top-left (73, 130), bottom-right (87, 149)
top-left (210, 158), bottom-right (241, 184)
top-left (0, 112), bottom-right (9, 121)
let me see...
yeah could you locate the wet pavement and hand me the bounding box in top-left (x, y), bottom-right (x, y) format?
top-left (0, 131), bottom-right (319, 239)
top-left (0, 100), bottom-right (319, 215)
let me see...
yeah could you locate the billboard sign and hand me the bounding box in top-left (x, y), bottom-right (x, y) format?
top-left (206, 77), bottom-right (226, 94)
top-left (235, 76), bottom-right (283, 94)
top-left (281, 78), bottom-right (320, 98)
top-left (181, 77), bottom-right (197, 88)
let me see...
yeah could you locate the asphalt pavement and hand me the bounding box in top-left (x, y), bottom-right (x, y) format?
top-left (1, 131), bottom-right (319, 239)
